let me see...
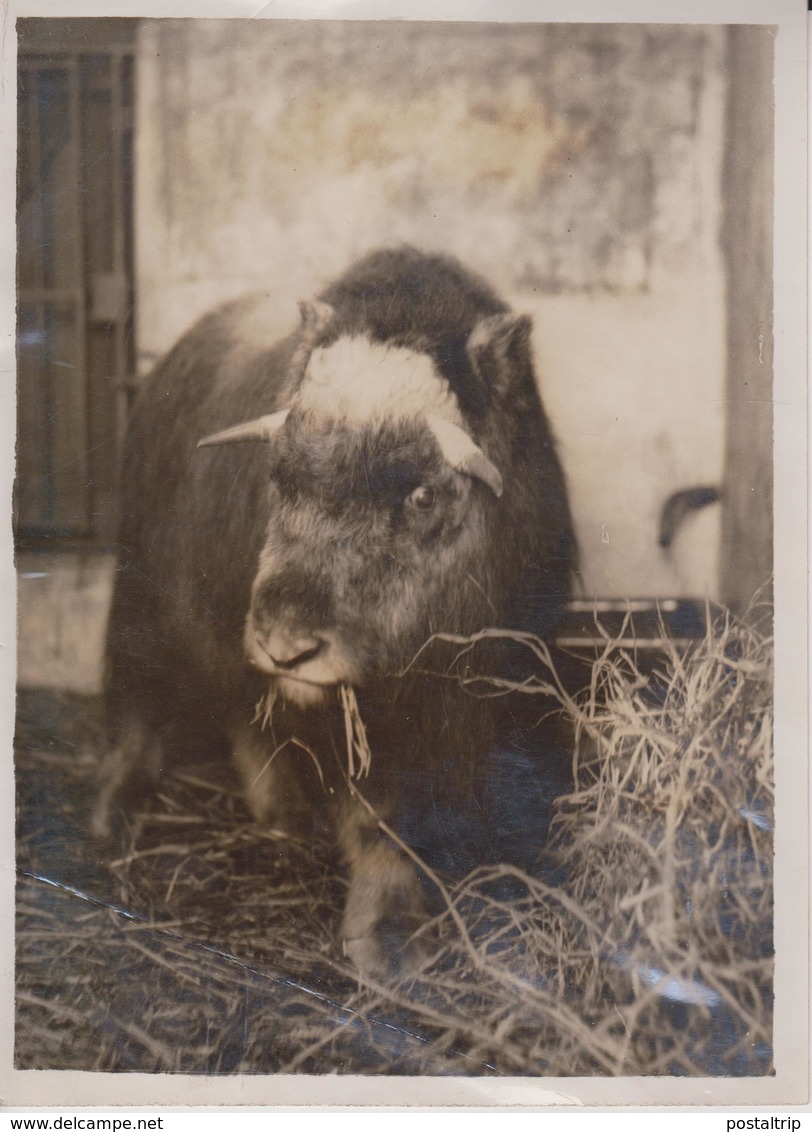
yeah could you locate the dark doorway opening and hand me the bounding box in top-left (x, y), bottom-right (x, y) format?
top-left (16, 18), bottom-right (138, 549)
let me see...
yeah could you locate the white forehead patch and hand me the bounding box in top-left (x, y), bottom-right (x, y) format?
top-left (296, 336), bottom-right (463, 425)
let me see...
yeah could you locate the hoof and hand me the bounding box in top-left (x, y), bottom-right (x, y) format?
top-left (342, 912), bottom-right (430, 982)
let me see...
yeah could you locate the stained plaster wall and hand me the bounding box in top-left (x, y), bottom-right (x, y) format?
top-left (135, 19), bottom-right (729, 601)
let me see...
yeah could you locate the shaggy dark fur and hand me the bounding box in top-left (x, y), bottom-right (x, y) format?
top-left (96, 247), bottom-right (577, 979)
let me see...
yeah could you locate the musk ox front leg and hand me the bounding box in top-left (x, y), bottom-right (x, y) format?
top-left (230, 719), bottom-right (314, 841)
top-left (92, 716), bottom-right (163, 839)
top-left (337, 795), bottom-right (427, 981)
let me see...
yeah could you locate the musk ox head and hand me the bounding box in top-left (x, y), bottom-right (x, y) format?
top-left (198, 300), bottom-right (516, 708)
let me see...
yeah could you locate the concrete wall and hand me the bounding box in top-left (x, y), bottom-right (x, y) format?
top-left (134, 20), bottom-right (731, 601)
top-left (17, 553), bottom-right (114, 695)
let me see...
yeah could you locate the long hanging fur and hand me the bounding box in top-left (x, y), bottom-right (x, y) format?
top-left (97, 247), bottom-right (578, 979)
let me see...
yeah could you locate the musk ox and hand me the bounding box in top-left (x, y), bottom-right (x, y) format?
top-left (94, 247), bottom-right (577, 979)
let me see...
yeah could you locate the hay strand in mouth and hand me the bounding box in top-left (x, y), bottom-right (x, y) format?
top-left (252, 686), bottom-right (278, 731)
top-left (339, 683), bottom-right (372, 779)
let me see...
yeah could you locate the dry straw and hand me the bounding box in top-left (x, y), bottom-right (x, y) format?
top-left (16, 605), bottom-right (773, 1075)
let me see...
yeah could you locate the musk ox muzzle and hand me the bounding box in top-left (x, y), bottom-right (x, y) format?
top-left (95, 247), bottom-right (577, 981)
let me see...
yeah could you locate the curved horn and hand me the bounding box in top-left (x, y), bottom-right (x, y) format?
top-left (289, 298), bottom-right (335, 384)
top-left (197, 409), bottom-right (290, 448)
top-left (427, 415), bottom-right (503, 498)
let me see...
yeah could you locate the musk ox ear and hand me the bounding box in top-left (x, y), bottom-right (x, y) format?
top-left (289, 299), bottom-right (335, 384)
top-left (197, 409), bottom-right (290, 448)
top-left (466, 312), bottom-right (534, 397)
top-left (427, 415), bottom-right (503, 498)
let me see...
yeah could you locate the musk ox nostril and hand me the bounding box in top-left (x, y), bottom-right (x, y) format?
top-left (263, 634), bottom-right (326, 671)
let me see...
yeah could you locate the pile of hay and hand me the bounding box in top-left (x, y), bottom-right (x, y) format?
top-left (389, 609), bottom-right (774, 1075)
top-left (15, 608), bottom-right (773, 1075)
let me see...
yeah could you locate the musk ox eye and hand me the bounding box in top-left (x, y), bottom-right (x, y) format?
top-left (407, 485), bottom-right (436, 511)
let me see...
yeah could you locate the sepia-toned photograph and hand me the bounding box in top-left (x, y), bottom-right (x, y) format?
top-left (7, 6), bottom-right (806, 1102)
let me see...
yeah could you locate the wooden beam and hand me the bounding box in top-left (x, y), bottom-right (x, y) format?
top-left (719, 26), bottom-right (775, 614)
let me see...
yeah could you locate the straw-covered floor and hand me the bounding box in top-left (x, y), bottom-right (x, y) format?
top-left (16, 608), bottom-right (773, 1075)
